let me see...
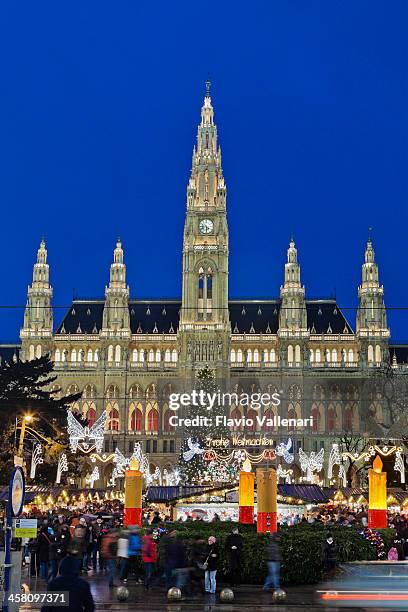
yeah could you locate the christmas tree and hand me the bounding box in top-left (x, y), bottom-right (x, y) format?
top-left (177, 366), bottom-right (230, 484)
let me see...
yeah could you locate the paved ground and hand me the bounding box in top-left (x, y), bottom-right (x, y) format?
top-left (16, 568), bottom-right (397, 611)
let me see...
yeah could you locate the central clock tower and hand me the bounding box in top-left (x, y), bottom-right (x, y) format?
top-left (179, 82), bottom-right (230, 373)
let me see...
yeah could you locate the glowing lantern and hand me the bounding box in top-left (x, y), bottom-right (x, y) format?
top-left (239, 458), bottom-right (255, 524)
top-left (124, 458), bottom-right (143, 527)
top-left (256, 468), bottom-right (277, 533)
top-left (368, 455), bottom-right (387, 529)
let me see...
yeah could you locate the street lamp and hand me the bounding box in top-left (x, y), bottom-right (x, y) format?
top-left (17, 414), bottom-right (33, 456)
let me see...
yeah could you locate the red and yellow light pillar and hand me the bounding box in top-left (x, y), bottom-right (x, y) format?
top-left (256, 467), bottom-right (277, 533)
top-left (239, 458), bottom-right (255, 524)
top-left (368, 455), bottom-right (387, 529)
top-left (124, 458), bottom-right (143, 527)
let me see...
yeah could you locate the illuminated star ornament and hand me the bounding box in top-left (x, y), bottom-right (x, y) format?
top-left (183, 438), bottom-right (205, 462)
top-left (67, 409), bottom-right (107, 453)
top-left (299, 448), bottom-right (324, 482)
top-left (275, 438), bottom-right (294, 464)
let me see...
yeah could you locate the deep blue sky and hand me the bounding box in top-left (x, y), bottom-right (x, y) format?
top-left (1, 1), bottom-right (407, 341)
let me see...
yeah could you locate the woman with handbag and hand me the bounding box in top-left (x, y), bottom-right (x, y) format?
top-left (204, 536), bottom-right (219, 594)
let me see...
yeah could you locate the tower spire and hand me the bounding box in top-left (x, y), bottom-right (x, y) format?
top-left (21, 239), bottom-right (53, 351)
top-left (356, 235), bottom-right (389, 361)
top-left (279, 238), bottom-right (307, 333)
top-left (102, 239), bottom-right (130, 334)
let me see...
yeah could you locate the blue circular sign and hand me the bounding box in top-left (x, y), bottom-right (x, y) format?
top-left (9, 466), bottom-right (25, 517)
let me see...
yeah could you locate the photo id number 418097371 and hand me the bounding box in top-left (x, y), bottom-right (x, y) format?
top-left (7, 592), bottom-right (69, 605)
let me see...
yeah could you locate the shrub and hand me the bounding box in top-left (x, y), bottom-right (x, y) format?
top-left (151, 521), bottom-right (395, 585)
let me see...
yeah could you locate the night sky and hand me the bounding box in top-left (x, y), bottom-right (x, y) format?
top-left (1, 1), bottom-right (407, 341)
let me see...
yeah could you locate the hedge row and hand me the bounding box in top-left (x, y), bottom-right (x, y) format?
top-left (152, 522), bottom-right (395, 585)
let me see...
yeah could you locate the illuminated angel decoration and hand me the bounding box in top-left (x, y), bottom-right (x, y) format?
top-left (299, 448), bottom-right (324, 482)
top-left (277, 464), bottom-right (293, 484)
top-left (183, 438), bottom-right (205, 462)
top-left (275, 438), bottom-right (294, 464)
top-left (67, 409), bottom-right (107, 454)
top-left (110, 443), bottom-right (149, 485)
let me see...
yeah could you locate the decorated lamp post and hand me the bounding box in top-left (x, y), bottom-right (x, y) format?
top-left (256, 467), bottom-right (277, 534)
top-left (239, 458), bottom-right (254, 524)
top-left (368, 455), bottom-right (387, 529)
top-left (124, 457), bottom-right (143, 527)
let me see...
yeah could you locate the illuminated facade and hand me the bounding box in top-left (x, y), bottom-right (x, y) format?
top-left (5, 83), bottom-right (408, 485)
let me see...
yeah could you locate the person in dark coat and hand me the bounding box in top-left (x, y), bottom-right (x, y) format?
top-left (225, 527), bottom-right (243, 586)
top-left (204, 536), bottom-right (219, 594)
top-left (263, 533), bottom-right (281, 590)
top-left (322, 532), bottom-right (337, 578)
top-left (37, 527), bottom-right (51, 580)
top-left (41, 555), bottom-right (94, 612)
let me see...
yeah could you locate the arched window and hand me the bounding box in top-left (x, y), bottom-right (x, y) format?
top-left (327, 407), bottom-right (336, 432)
top-left (311, 405), bottom-right (319, 432)
top-left (155, 349), bottom-right (161, 363)
top-left (132, 349), bottom-right (138, 362)
top-left (107, 407), bottom-right (119, 431)
top-left (342, 349), bottom-right (347, 363)
top-left (71, 349), bottom-right (77, 362)
top-left (29, 345), bottom-right (35, 360)
top-left (344, 409), bottom-right (353, 432)
top-left (148, 349), bottom-right (154, 362)
top-left (105, 385), bottom-right (120, 431)
top-left (229, 407), bottom-right (242, 431)
top-left (237, 349), bottom-right (243, 363)
top-left (87, 349), bottom-right (93, 362)
top-left (36, 344), bottom-right (42, 359)
top-left (171, 349), bottom-right (177, 362)
top-left (165, 349), bottom-right (171, 362)
top-left (287, 345), bottom-right (294, 364)
top-left (146, 383), bottom-right (157, 399)
top-left (263, 408), bottom-right (275, 432)
top-left (78, 349), bottom-right (84, 362)
top-left (326, 349), bottom-right (331, 363)
top-left (288, 407), bottom-right (297, 431)
top-left (246, 408), bottom-right (257, 432)
top-left (348, 349), bottom-right (354, 363)
top-left (129, 384), bottom-right (143, 399)
top-left (375, 345), bottom-right (382, 363)
top-left (197, 266), bottom-right (213, 320)
top-left (163, 408), bottom-right (175, 432)
top-left (310, 349), bottom-right (314, 363)
top-left (263, 349), bottom-right (268, 362)
top-left (368, 345), bottom-right (374, 363)
top-left (247, 349), bottom-right (252, 363)
top-left (253, 349), bottom-right (259, 363)
top-left (55, 349), bottom-right (61, 362)
top-left (86, 406), bottom-right (96, 427)
top-left (332, 349), bottom-right (337, 364)
top-left (270, 349), bottom-right (276, 362)
top-left (108, 345), bottom-right (114, 362)
top-left (129, 404), bottom-right (142, 432)
top-left (231, 349), bottom-right (236, 363)
top-left (82, 386), bottom-right (97, 428)
top-left (315, 349), bottom-right (321, 363)
top-left (114, 345), bottom-right (121, 363)
top-left (146, 405), bottom-right (159, 432)
top-left (94, 349), bottom-right (99, 362)
top-left (295, 344), bottom-right (301, 363)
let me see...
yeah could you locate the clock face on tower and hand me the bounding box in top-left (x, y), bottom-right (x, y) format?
top-left (199, 219), bottom-right (214, 235)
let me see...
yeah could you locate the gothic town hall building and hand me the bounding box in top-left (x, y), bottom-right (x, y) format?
top-left (3, 84), bottom-right (408, 485)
